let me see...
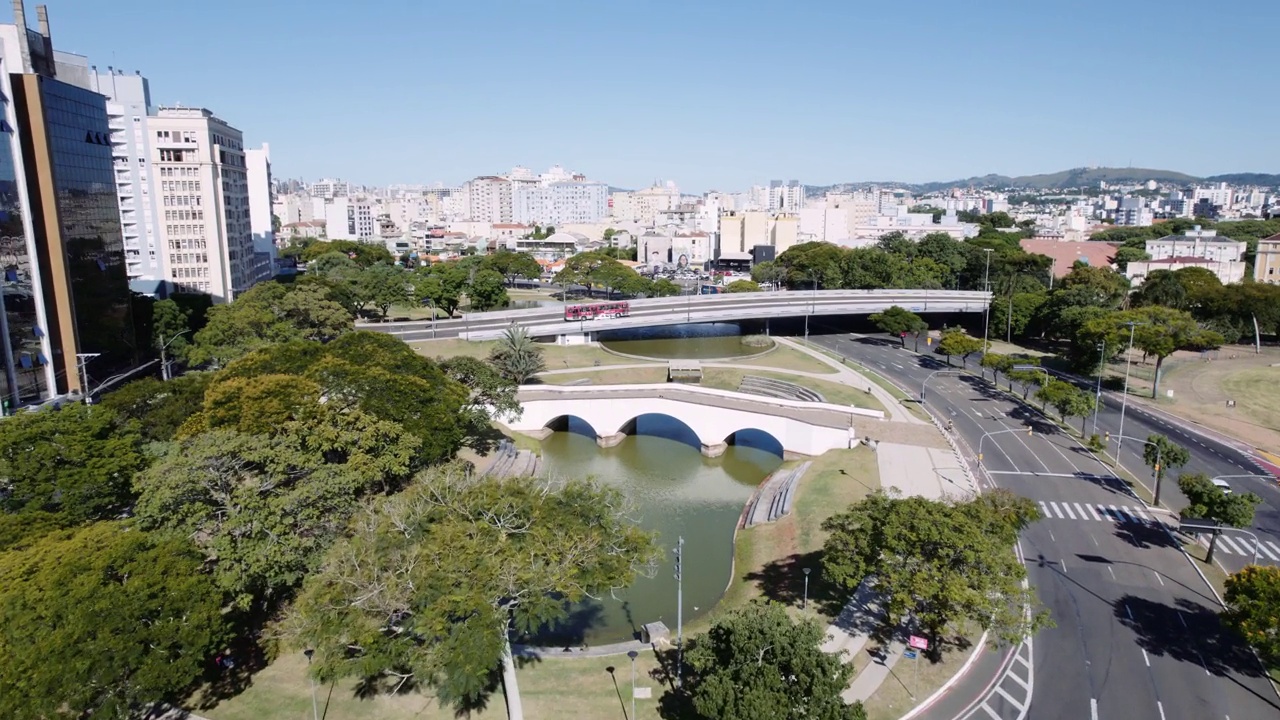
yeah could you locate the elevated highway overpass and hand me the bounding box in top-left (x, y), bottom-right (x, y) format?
top-left (366, 289), bottom-right (992, 343)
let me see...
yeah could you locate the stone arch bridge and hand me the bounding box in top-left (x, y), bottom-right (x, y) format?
top-left (510, 384), bottom-right (884, 457)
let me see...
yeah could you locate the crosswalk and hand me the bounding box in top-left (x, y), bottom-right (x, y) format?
top-left (1037, 500), bottom-right (1161, 525)
top-left (1037, 500), bottom-right (1280, 561)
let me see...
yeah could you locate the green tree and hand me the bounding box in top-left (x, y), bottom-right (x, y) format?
top-left (1130, 306), bottom-right (1224, 398)
top-left (135, 411), bottom-right (420, 608)
top-left (1005, 365), bottom-right (1045, 400)
top-left (869, 305), bottom-right (927, 349)
top-left (980, 352), bottom-right (1014, 386)
top-left (0, 522), bottom-right (230, 720)
top-left (776, 241), bottom-right (845, 289)
top-left (821, 490), bottom-right (1048, 654)
top-left (1178, 473), bottom-right (1262, 564)
top-left (438, 355), bottom-right (521, 449)
top-left (359, 263), bottom-right (412, 318)
top-left (672, 602), bottom-right (864, 720)
top-left (1222, 565), bottom-right (1280, 666)
top-left (187, 282), bottom-right (352, 366)
top-left (0, 404), bottom-right (144, 525)
top-left (1110, 245), bottom-right (1151, 273)
top-left (1035, 380), bottom-right (1094, 434)
top-left (198, 374), bottom-right (323, 435)
top-left (651, 277), bottom-right (682, 297)
top-left (100, 373), bottom-right (213, 442)
top-left (287, 462), bottom-right (660, 711)
top-left (300, 239), bottom-right (393, 267)
top-left (151, 298), bottom-right (192, 360)
top-left (1143, 434), bottom-right (1190, 498)
top-left (990, 290), bottom-right (1048, 341)
top-left (750, 260), bottom-right (789, 287)
top-left (467, 268), bottom-right (510, 311)
top-left (1133, 270), bottom-right (1187, 309)
top-left (725, 279), bottom-right (762, 293)
top-left (936, 328), bottom-right (984, 368)
top-left (484, 251), bottom-right (543, 286)
top-left (554, 251), bottom-right (614, 295)
top-left (488, 324), bottom-right (546, 384)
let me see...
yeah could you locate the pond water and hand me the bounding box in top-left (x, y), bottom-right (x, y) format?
top-left (532, 415), bottom-right (782, 646)
top-left (598, 322), bottom-right (768, 360)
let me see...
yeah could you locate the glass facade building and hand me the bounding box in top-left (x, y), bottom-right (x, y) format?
top-left (0, 61), bottom-right (50, 407)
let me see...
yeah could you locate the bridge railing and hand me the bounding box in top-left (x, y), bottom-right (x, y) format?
top-left (517, 382), bottom-right (886, 422)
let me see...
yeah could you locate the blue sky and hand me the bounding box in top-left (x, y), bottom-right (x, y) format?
top-left (39, 0), bottom-right (1278, 191)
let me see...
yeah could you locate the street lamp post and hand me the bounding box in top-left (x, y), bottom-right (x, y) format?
top-left (303, 649), bottom-right (320, 720)
top-left (919, 369), bottom-right (964, 404)
top-left (805, 277), bottom-right (817, 342)
top-left (627, 649), bottom-right (639, 720)
top-left (159, 329), bottom-right (190, 382)
top-left (802, 567), bottom-right (811, 610)
top-left (977, 427), bottom-right (1034, 465)
top-left (1115, 321), bottom-right (1143, 470)
top-left (673, 536), bottom-right (684, 689)
top-left (1091, 343), bottom-right (1105, 437)
top-left (980, 248), bottom-right (993, 353)
top-left (1108, 433), bottom-right (1163, 505)
top-left (74, 353), bottom-right (100, 404)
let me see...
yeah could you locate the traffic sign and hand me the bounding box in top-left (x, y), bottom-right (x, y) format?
top-left (908, 635), bottom-right (929, 650)
top-left (903, 649), bottom-right (918, 660)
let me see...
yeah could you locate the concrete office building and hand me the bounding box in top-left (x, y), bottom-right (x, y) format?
top-left (148, 106), bottom-right (255, 301)
top-left (0, 1), bottom-right (137, 404)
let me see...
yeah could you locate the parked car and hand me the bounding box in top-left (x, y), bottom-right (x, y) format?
top-left (1211, 478), bottom-right (1233, 494)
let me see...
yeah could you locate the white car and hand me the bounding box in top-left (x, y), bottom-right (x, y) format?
top-left (1211, 478), bottom-right (1233, 495)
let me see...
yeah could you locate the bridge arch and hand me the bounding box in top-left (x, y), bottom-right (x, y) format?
top-left (617, 413), bottom-right (701, 450)
top-left (723, 428), bottom-right (784, 458)
top-left (543, 414), bottom-right (599, 438)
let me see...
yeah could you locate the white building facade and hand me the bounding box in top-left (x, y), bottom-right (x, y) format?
top-left (245, 143), bottom-right (276, 282)
top-left (148, 107), bottom-right (256, 301)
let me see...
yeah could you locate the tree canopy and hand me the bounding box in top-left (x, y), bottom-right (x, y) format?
top-left (821, 490), bottom-right (1048, 652)
top-left (671, 601), bottom-right (864, 720)
top-left (869, 306), bottom-right (927, 349)
top-left (489, 325), bottom-right (546, 385)
top-left (287, 462), bottom-right (659, 710)
top-left (936, 328), bottom-right (984, 368)
top-left (0, 522), bottom-right (230, 720)
top-left (187, 281), bottom-right (352, 366)
top-left (0, 404), bottom-right (144, 525)
top-left (1222, 565), bottom-right (1280, 667)
top-left (1177, 473), bottom-right (1261, 563)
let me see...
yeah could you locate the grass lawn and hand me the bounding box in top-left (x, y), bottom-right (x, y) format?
top-left (707, 447), bottom-right (882, 632)
top-left (739, 344), bottom-right (840, 375)
top-left (411, 339), bottom-right (638, 370)
top-left (699, 368), bottom-right (886, 414)
top-left (539, 367), bottom-right (669, 386)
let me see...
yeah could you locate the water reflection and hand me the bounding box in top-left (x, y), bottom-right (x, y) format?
top-left (533, 421), bottom-right (781, 645)
top-left (599, 322), bottom-right (765, 360)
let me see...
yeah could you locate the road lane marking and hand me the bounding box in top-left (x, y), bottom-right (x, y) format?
top-left (1196, 651), bottom-right (1211, 675)
top-left (1153, 571), bottom-right (1165, 586)
top-left (1061, 503), bottom-right (1078, 519)
top-left (1084, 504), bottom-right (1103, 521)
top-left (1007, 669), bottom-right (1030, 689)
top-left (1110, 566), bottom-right (1117, 580)
top-left (995, 685), bottom-right (1024, 710)
top-left (1091, 698), bottom-right (1099, 720)
top-left (1217, 535), bottom-right (1246, 555)
top-left (979, 703), bottom-right (1001, 720)
top-left (1178, 611), bottom-right (1187, 628)
top-left (1142, 648), bottom-right (1150, 666)
top-left (1049, 501), bottom-right (1065, 518)
top-left (1157, 701), bottom-right (1166, 720)
top-left (1074, 502), bottom-right (1092, 519)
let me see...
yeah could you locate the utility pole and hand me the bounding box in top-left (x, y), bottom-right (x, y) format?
top-left (1115, 321), bottom-right (1142, 469)
top-left (980, 248), bottom-right (993, 354)
top-left (75, 353), bottom-right (100, 404)
top-left (1091, 342), bottom-right (1105, 437)
top-left (674, 536), bottom-right (684, 689)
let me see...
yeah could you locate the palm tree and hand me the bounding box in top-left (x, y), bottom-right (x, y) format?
top-left (488, 324), bottom-right (545, 384)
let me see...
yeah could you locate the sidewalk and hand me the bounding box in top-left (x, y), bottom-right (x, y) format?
top-left (773, 337), bottom-right (921, 425)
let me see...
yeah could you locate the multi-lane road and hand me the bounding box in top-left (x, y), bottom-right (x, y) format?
top-left (809, 331), bottom-right (1280, 720)
top-left (365, 289), bottom-right (989, 341)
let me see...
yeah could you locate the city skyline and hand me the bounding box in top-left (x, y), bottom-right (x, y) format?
top-left (44, 0), bottom-right (1278, 192)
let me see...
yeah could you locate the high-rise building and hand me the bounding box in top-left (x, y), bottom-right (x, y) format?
top-left (85, 67), bottom-right (166, 294)
top-left (148, 106), bottom-right (255, 301)
top-left (768, 180), bottom-right (804, 213)
top-left (0, 1), bottom-right (137, 405)
top-left (244, 142), bottom-right (275, 282)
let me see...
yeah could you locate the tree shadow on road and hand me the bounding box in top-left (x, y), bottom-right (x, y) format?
top-left (1114, 594), bottom-right (1280, 711)
top-left (1112, 519), bottom-right (1179, 551)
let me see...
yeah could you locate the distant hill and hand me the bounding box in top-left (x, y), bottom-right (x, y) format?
top-left (807, 167), bottom-right (1280, 195)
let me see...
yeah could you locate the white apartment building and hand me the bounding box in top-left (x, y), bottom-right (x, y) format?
top-left (310, 177), bottom-right (350, 199)
top-left (86, 69), bottom-right (166, 295)
top-left (245, 143), bottom-right (276, 282)
top-left (1193, 183), bottom-right (1233, 210)
top-left (1145, 226), bottom-right (1245, 263)
top-left (318, 196), bottom-right (375, 240)
top-left (463, 176), bottom-right (513, 223)
top-left (768, 180), bottom-right (804, 213)
top-left (149, 106), bottom-right (256, 301)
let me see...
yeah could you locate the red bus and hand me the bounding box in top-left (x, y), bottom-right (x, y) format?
top-left (564, 301), bottom-right (630, 321)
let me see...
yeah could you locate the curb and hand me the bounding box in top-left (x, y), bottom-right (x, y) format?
top-left (896, 630), bottom-right (992, 720)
